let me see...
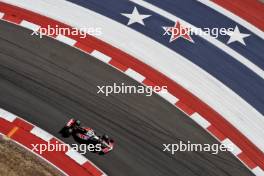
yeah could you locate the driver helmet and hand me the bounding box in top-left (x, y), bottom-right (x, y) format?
top-left (75, 120), bottom-right (81, 126)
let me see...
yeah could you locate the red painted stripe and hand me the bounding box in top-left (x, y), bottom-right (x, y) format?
top-left (143, 79), bottom-right (156, 87)
top-left (2, 13), bottom-right (22, 24)
top-left (49, 138), bottom-right (69, 153)
top-left (212, 0), bottom-right (264, 31)
top-left (11, 128), bottom-right (47, 151)
top-left (0, 2), bottom-right (263, 170)
top-left (13, 118), bottom-right (34, 131)
top-left (83, 161), bottom-right (104, 176)
top-left (238, 152), bottom-right (257, 169)
top-left (207, 125), bottom-right (226, 141)
top-left (176, 101), bottom-right (195, 116)
top-left (74, 42), bottom-right (93, 54)
top-left (109, 59), bottom-right (128, 71)
top-left (0, 119), bottom-right (16, 135)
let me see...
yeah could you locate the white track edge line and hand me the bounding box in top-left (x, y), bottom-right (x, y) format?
top-left (197, 0), bottom-right (264, 39)
top-left (125, 68), bottom-right (146, 82)
top-left (129, 0), bottom-right (264, 80)
top-left (0, 108), bottom-right (17, 122)
top-left (20, 20), bottom-right (40, 31)
top-left (0, 12), bottom-right (4, 19)
top-left (91, 50), bottom-right (112, 63)
top-left (56, 34), bottom-right (77, 46)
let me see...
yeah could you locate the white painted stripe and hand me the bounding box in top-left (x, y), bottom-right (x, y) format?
top-left (125, 68), bottom-right (145, 82)
top-left (30, 127), bottom-right (53, 142)
top-left (157, 91), bottom-right (179, 105)
top-left (20, 20), bottom-right (40, 31)
top-left (66, 149), bottom-right (88, 165)
top-left (56, 34), bottom-right (76, 46)
top-left (0, 108), bottom-right (17, 122)
top-left (252, 167), bottom-right (264, 176)
top-left (191, 113), bottom-right (211, 128)
top-left (0, 12), bottom-right (4, 19)
top-left (221, 138), bottom-right (242, 155)
top-left (91, 50), bottom-right (111, 63)
top-left (130, 0), bottom-right (264, 80)
top-left (197, 0), bottom-right (264, 40)
top-left (7, 0), bottom-right (264, 152)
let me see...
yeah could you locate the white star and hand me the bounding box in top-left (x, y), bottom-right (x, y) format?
top-left (227, 26), bottom-right (250, 46)
top-left (121, 7), bottom-right (151, 26)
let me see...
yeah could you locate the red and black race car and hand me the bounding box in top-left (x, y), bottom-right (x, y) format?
top-left (60, 118), bottom-right (114, 154)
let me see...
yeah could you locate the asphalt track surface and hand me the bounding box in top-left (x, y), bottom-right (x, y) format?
top-left (0, 20), bottom-right (253, 176)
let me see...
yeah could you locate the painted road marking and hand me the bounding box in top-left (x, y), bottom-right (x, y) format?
top-left (7, 126), bottom-right (19, 138)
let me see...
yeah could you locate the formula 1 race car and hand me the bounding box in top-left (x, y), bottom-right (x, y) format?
top-left (60, 118), bottom-right (114, 154)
